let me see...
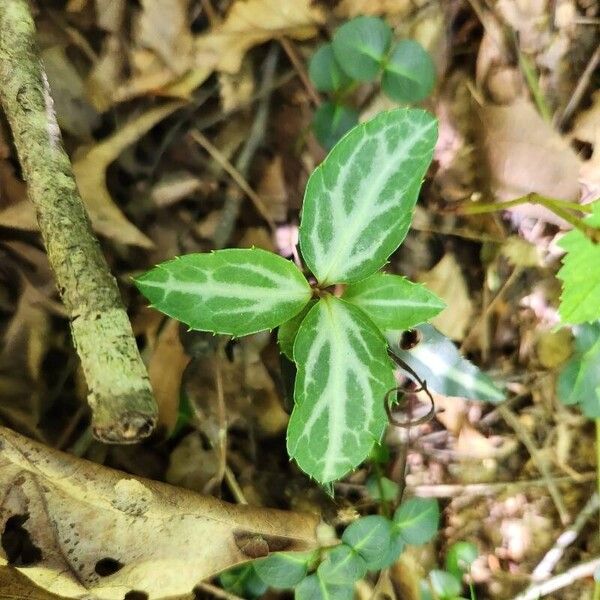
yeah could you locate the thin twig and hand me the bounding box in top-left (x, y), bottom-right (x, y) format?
top-left (191, 129), bottom-right (276, 234)
top-left (513, 556), bottom-right (600, 600)
top-left (557, 43), bottom-right (600, 129)
top-left (531, 492), bottom-right (599, 582)
top-left (0, 0), bottom-right (157, 442)
top-left (209, 45), bottom-right (279, 248)
top-left (498, 403), bottom-right (570, 524)
top-left (279, 36), bottom-right (321, 106)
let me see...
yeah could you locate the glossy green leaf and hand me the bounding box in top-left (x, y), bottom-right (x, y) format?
top-left (557, 322), bottom-right (600, 418)
top-left (557, 201), bottom-right (600, 324)
top-left (318, 544), bottom-right (367, 585)
top-left (445, 541), bottom-right (478, 580)
top-left (312, 101), bottom-right (359, 151)
top-left (278, 300), bottom-right (316, 360)
top-left (376, 530), bottom-right (405, 569)
top-left (135, 248), bottom-right (311, 337)
top-left (381, 40), bottom-right (436, 103)
top-left (386, 324), bottom-right (505, 403)
top-left (394, 497), bottom-right (439, 545)
top-left (343, 273), bottom-right (445, 330)
top-left (429, 569), bottom-right (462, 599)
top-left (254, 551), bottom-right (315, 589)
top-left (300, 108), bottom-right (437, 285)
top-left (295, 574), bottom-right (354, 600)
top-left (287, 296), bottom-right (395, 483)
top-left (309, 43), bottom-right (352, 92)
top-left (332, 16), bottom-right (391, 81)
top-left (219, 565), bottom-right (268, 599)
top-left (342, 515), bottom-right (397, 570)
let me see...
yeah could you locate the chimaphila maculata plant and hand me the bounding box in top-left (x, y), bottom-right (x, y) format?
top-left (136, 107), bottom-right (443, 485)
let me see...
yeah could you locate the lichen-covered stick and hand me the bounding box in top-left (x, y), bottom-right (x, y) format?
top-left (0, 0), bottom-right (157, 442)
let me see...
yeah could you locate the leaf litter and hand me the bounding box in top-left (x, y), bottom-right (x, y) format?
top-left (0, 1), bottom-right (600, 599)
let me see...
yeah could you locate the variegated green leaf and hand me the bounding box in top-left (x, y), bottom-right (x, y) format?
top-left (343, 273), bottom-right (445, 331)
top-left (386, 324), bottom-right (504, 403)
top-left (278, 300), bottom-right (316, 360)
top-left (135, 248), bottom-right (312, 337)
top-left (287, 296), bottom-right (395, 483)
top-left (299, 108), bottom-right (437, 285)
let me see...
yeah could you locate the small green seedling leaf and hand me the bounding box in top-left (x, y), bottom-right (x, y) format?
top-left (295, 573), bottom-right (354, 600)
top-left (394, 497), bottom-right (439, 545)
top-left (386, 324), bottom-right (505, 403)
top-left (429, 569), bottom-right (462, 599)
top-left (254, 550), bottom-right (315, 589)
top-left (557, 201), bottom-right (600, 324)
top-left (287, 296), bottom-right (395, 483)
top-left (135, 248), bottom-right (311, 337)
top-left (445, 541), bottom-right (478, 581)
top-left (366, 475), bottom-right (399, 503)
top-left (278, 300), bottom-right (316, 360)
top-left (332, 16), bottom-right (391, 81)
top-left (219, 565), bottom-right (268, 599)
top-left (312, 101), bottom-right (359, 150)
top-left (309, 43), bottom-right (352, 92)
top-left (343, 273), bottom-right (445, 330)
top-left (342, 515), bottom-right (398, 570)
top-left (557, 322), bottom-right (600, 418)
top-left (382, 40), bottom-right (436, 103)
top-left (318, 544), bottom-right (367, 585)
top-left (300, 108), bottom-right (437, 285)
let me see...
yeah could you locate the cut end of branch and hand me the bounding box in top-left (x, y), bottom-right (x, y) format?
top-left (92, 411), bottom-right (157, 444)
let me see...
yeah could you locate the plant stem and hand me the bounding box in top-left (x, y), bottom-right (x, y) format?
top-left (469, 581), bottom-right (477, 600)
top-left (460, 193), bottom-right (600, 243)
top-left (0, 0), bottom-right (157, 442)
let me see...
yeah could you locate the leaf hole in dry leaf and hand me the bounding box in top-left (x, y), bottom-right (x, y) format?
top-left (1, 514), bottom-right (43, 566)
top-left (95, 557), bottom-right (124, 576)
top-left (124, 592), bottom-right (149, 600)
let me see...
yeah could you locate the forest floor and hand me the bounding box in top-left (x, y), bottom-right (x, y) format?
top-left (0, 1), bottom-right (599, 599)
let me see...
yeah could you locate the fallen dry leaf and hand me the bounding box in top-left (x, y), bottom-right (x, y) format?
top-left (72, 101), bottom-right (184, 247)
top-left (418, 254), bottom-right (473, 340)
top-left (194, 0), bottom-right (325, 74)
top-left (335, 0), bottom-right (411, 18)
top-left (0, 567), bottom-right (71, 600)
top-left (478, 100), bottom-right (582, 223)
top-left (134, 0), bottom-right (194, 73)
top-left (148, 318), bottom-right (190, 434)
top-left (0, 426), bottom-right (319, 599)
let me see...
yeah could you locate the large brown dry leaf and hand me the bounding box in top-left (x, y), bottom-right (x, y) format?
top-left (194, 0), bottom-right (325, 74)
top-left (478, 100), bottom-right (582, 222)
top-left (0, 426), bottom-right (319, 599)
top-left (0, 567), bottom-right (71, 600)
top-left (72, 102), bottom-right (183, 247)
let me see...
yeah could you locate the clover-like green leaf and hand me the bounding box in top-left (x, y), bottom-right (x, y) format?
top-left (557, 201), bottom-right (600, 325)
top-left (300, 108), bottom-right (437, 285)
top-left (394, 497), bottom-right (439, 545)
top-left (382, 40), bottom-right (436, 103)
top-left (309, 43), bottom-right (352, 92)
top-left (318, 544), bottom-right (367, 585)
top-left (135, 248), bottom-right (311, 337)
top-left (342, 515), bottom-right (400, 570)
top-left (287, 296), bottom-right (395, 483)
top-left (429, 569), bottom-right (462, 599)
top-left (386, 324), bottom-right (505, 403)
top-left (295, 574), bottom-right (354, 600)
top-left (332, 16), bottom-right (391, 81)
top-left (343, 273), bottom-right (445, 330)
top-left (445, 541), bottom-right (478, 580)
top-left (312, 101), bottom-right (359, 151)
top-left (254, 551), bottom-right (315, 589)
top-left (557, 321), bottom-right (600, 418)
